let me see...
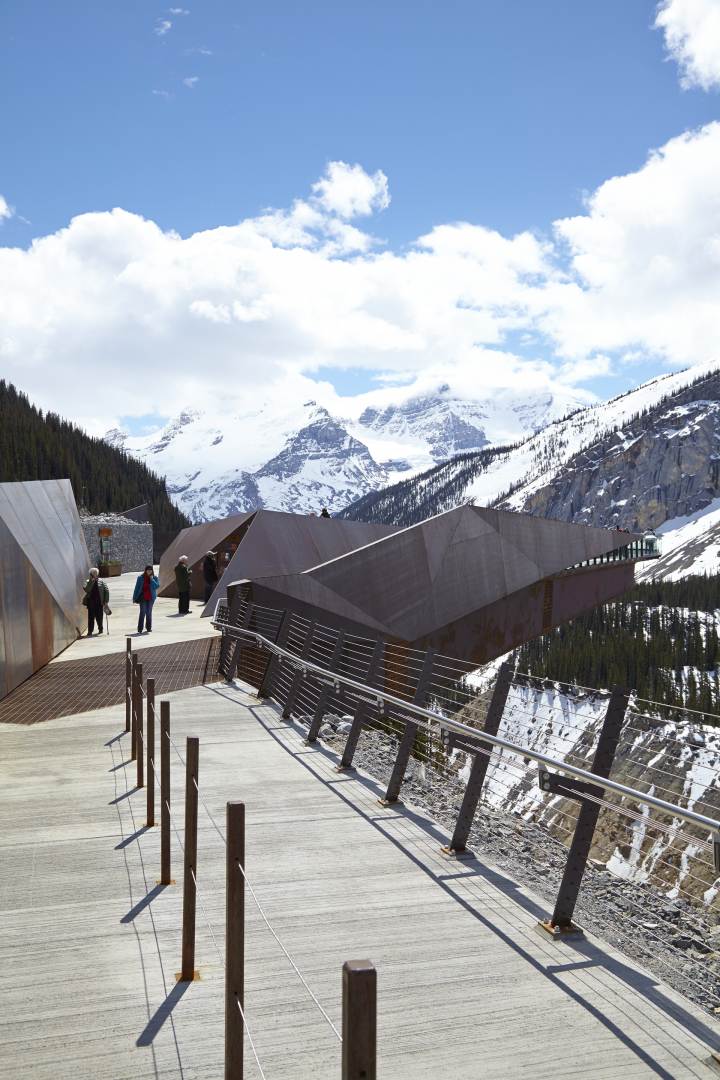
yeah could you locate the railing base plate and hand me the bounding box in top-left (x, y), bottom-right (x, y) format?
top-left (440, 845), bottom-right (474, 860)
top-left (535, 919), bottom-right (584, 941)
top-left (377, 798), bottom-right (402, 808)
top-left (334, 764), bottom-right (354, 773)
top-left (707, 1050), bottom-right (720, 1073)
top-left (175, 970), bottom-right (201, 982)
top-left (156, 878), bottom-right (176, 886)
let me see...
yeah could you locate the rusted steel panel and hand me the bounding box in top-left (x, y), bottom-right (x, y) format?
top-left (239, 505), bottom-right (643, 667)
top-left (0, 479), bottom-right (89, 700)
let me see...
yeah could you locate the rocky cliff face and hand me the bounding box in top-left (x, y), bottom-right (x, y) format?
top-left (514, 371), bottom-right (720, 532)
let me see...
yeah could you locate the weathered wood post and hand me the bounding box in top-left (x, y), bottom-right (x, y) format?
top-left (160, 701), bottom-right (172, 885)
top-left (180, 736), bottom-right (199, 981)
top-left (146, 677), bottom-right (156, 827)
top-left (342, 960), bottom-right (377, 1080)
top-left (125, 637), bottom-right (132, 733)
top-left (381, 649), bottom-right (436, 805)
top-left (135, 663), bottom-right (144, 789)
top-left (225, 801), bottom-right (245, 1080)
top-left (131, 654), bottom-right (139, 761)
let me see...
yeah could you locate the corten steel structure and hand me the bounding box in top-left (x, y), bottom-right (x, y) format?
top-left (159, 511), bottom-right (255, 599)
top-left (159, 508), bottom-right (399, 605)
top-left (0, 479), bottom-right (89, 700)
top-left (227, 504), bottom-right (654, 665)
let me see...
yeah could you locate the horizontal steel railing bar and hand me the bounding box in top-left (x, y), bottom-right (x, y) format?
top-left (213, 615), bottom-right (720, 838)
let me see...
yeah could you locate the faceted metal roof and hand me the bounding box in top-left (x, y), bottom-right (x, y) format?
top-left (0, 479), bottom-right (89, 698)
top-left (241, 504), bottom-right (644, 645)
top-left (158, 511), bottom-right (257, 596)
top-left (201, 510), bottom-right (399, 614)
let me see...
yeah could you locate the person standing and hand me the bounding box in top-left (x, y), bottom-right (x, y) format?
top-left (202, 550), bottom-right (219, 603)
top-left (83, 568), bottom-right (109, 636)
top-left (133, 565), bottom-right (159, 634)
top-left (320, 507), bottom-right (331, 518)
top-left (175, 555), bottom-right (191, 614)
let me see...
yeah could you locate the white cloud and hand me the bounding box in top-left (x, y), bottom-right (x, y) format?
top-left (545, 122), bottom-right (720, 368)
top-left (2, 133), bottom-right (720, 431)
top-left (183, 76), bottom-right (199, 88)
top-left (312, 161), bottom-right (390, 219)
top-left (152, 89), bottom-right (172, 100)
top-left (0, 195), bottom-right (12, 223)
top-left (655, 0), bottom-right (720, 90)
top-left (154, 18), bottom-right (172, 36)
top-left (184, 46), bottom-right (212, 55)
top-left (169, 7), bottom-right (190, 13)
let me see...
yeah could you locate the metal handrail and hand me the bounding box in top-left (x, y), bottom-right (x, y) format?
top-left (212, 611), bottom-right (720, 840)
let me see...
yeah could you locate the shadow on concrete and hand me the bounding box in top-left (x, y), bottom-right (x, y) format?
top-left (109, 788), bottom-right (138, 805)
top-left (136, 980), bottom-right (191, 1046)
top-left (122, 883), bottom-right (168, 923)
top-left (116, 824), bottom-right (152, 850)
top-left (203, 685), bottom-right (719, 1079)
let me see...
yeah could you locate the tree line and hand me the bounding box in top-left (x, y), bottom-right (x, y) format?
top-left (514, 576), bottom-right (720, 722)
top-left (0, 380), bottom-right (189, 536)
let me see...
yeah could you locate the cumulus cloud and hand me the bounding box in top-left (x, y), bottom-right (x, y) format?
top-left (183, 76), bottom-right (199, 88)
top-left (312, 161), bottom-right (390, 219)
top-left (545, 121), bottom-right (720, 367)
top-left (2, 134), bottom-right (720, 432)
top-left (0, 195), bottom-right (12, 222)
top-left (154, 18), bottom-right (172, 36)
top-left (655, 0), bottom-right (720, 90)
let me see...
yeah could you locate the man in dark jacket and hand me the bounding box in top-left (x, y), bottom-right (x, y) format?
top-left (83, 568), bottom-right (110, 635)
top-left (202, 550), bottom-right (218, 604)
top-left (175, 555), bottom-right (191, 614)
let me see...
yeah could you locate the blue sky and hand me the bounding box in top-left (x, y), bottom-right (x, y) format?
top-left (1, 0), bottom-right (720, 431)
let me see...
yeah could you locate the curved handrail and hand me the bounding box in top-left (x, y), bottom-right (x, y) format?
top-left (212, 610), bottom-right (720, 841)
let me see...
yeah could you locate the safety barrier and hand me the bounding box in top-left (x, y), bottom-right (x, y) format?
top-left (212, 593), bottom-right (720, 1014)
top-left (122, 637), bottom-right (377, 1079)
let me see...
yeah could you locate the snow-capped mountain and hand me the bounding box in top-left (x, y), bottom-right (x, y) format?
top-left (342, 361), bottom-right (720, 579)
top-left (107, 383), bottom-right (585, 522)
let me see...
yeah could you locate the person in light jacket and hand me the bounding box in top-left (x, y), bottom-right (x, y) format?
top-left (133, 565), bottom-right (159, 634)
top-left (175, 555), bottom-right (191, 614)
top-left (83, 568), bottom-right (109, 636)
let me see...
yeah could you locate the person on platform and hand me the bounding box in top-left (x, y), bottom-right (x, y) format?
top-left (320, 507), bottom-right (331, 518)
top-left (175, 555), bottom-right (191, 614)
top-left (83, 568), bottom-right (109, 636)
top-left (133, 564), bottom-right (159, 634)
top-left (202, 550), bottom-right (219, 603)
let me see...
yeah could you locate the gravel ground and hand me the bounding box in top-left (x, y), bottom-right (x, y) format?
top-left (296, 714), bottom-right (720, 1017)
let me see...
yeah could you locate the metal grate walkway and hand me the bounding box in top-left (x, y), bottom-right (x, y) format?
top-left (0, 636), bottom-right (221, 725)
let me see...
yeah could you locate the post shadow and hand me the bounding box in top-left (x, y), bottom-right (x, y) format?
top-left (136, 980), bottom-right (191, 1046)
top-left (121, 883), bottom-right (167, 923)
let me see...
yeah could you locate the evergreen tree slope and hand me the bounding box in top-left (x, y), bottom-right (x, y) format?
top-left (0, 381), bottom-right (189, 536)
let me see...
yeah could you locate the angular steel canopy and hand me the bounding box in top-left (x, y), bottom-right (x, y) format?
top-left (159, 508), bottom-right (399, 605)
top-left (235, 504), bottom-right (646, 664)
top-left (0, 479), bottom-right (89, 699)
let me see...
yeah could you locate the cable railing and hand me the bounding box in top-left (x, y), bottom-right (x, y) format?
top-left (211, 589), bottom-right (720, 1017)
top-left (121, 642), bottom-right (375, 1079)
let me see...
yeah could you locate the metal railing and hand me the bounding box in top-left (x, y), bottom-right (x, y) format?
top-left (213, 591), bottom-right (720, 1015)
top-left (120, 637), bottom-right (377, 1079)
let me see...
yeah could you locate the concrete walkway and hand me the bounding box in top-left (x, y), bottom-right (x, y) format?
top-left (1, 675), bottom-right (719, 1079)
top-left (54, 571), bottom-right (217, 664)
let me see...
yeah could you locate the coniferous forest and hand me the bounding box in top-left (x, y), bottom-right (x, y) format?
top-left (515, 576), bottom-right (720, 721)
top-left (0, 381), bottom-right (189, 536)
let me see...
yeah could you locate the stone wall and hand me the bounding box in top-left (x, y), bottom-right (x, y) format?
top-left (81, 513), bottom-right (154, 573)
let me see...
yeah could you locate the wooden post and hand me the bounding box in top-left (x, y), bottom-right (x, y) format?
top-left (180, 736), bottom-right (199, 981)
top-left (125, 637), bottom-right (132, 733)
top-left (225, 802), bottom-right (245, 1080)
top-left (342, 960), bottom-right (376, 1080)
top-left (146, 677), bottom-right (156, 827)
top-left (135, 662), bottom-right (144, 790)
top-left (131, 654), bottom-right (139, 761)
top-left (160, 701), bottom-right (172, 885)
